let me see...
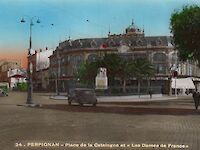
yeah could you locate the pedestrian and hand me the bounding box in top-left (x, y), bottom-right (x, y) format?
top-left (149, 90), bottom-right (152, 99)
top-left (192, 91), bottom-right (199, 110)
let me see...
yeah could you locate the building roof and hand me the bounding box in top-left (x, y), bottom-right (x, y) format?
top-left (57, 22), bottom-right (174, 51)
top-left (57, 35), bottom-right (173, 51)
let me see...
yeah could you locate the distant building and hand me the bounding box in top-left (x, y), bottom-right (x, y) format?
top-left (49, 21), bottom-right (200, 94)
top-left (0, 60), bottom-right (6, 66)
top-left (7, 68), bottom-right (26, 89)
top-left (0, 59), bottom-right (22, 83)
top-left (30, 49), bottom-right (53, 91)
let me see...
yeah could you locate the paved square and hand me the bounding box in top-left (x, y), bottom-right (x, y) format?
top-left (0, 92), bottom-right (200, 150)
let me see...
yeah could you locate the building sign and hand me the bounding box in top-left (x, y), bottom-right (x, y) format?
top-left (95, 68), bottom-right (108, 89)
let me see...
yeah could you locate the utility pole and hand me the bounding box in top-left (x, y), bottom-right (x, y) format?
top-left (55, 50), bottom-right (61, 95)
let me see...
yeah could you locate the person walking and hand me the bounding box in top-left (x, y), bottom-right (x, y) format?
top-left (192, 91), bottom-right (199, 110)
top-left (149, 89), bottom-right (152, 99)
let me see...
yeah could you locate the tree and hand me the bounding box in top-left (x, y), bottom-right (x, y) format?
top-left (100, 53), bottom-right (122, 85)
top-left (76, 54), bottom-right (154, 96)
top-left (170, 5), bottom-right (200, 64)
top-left (100, 54), bottom-right (137, 93)
top-left (76, 61), bottom-right (100, 86)
top-left (77, 53), bottom-right (123, 86)
top-left (130, 59), bottom-right (154, 97)
top-left (116, 59), bottom-right (132, 93)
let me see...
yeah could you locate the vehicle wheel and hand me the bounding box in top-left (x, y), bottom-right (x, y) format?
top-left (93, 99), bottom-right (97, 106)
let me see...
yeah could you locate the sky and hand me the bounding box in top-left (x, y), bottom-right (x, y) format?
top-left (0, 0), bottom-right (200, 68)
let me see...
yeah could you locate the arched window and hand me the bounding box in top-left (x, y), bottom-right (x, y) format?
top-left (136, 39), bottom-right (143, 46)
top-left (171, 52), bottom-right (178, 64)
top-left (87, 54), bottom-right (99, 62)
top-left (156, 38), bottom-right (162, 46)
top-left (79, 39), bottom-right (83, 47)
top-left (108, 39), bottom-right (116, 47)
top-left (153, 53), bottom-right (167, 62)
top-left (154, 64), bottom-right (167, 74)
top-left (120, 39), bottom-right (126, 45)
top-left (70, 55), bottom-right (84, 75)
top-left (153, 53), bottom-right (167, 74)
top-left (90, 40), bottom-right (97, 48)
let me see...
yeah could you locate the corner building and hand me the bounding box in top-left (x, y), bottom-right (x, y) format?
top-left (49, 22), bottom-right (200, 94)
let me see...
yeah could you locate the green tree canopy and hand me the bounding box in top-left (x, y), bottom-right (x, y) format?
top-left (76, 60), bottom-right (100, 85)
top-left (129, 58), bottom-right (155, 96)
top-left (76, 53), bottom-right (123, 86)
top-left (100, 53), bottom-right (122, 81)
top-left (170, 5), bottom-right (200, 64)
top-left (77, 54), bottom-right (155, 93)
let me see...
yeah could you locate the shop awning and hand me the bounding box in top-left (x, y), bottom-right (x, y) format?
top-left (171, 78), bottom-right (195, 89)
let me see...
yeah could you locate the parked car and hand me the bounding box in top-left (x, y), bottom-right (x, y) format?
top-left (0, 89), bottom-right (8, 96)
top-left (68, 88), bottom-right (97, 106)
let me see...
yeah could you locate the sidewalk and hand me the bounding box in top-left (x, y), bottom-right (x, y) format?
top-left (49, 93), bottom-right (192, 102)
top-left (43, 94), bottom-right (196, 114)
top-left (97, 94), bottom-right (177, 102)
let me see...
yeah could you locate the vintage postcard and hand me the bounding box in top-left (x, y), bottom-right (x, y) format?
top-left (0, 0), bottom-right (200, 149)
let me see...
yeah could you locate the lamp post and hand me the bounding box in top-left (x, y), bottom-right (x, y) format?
top-left (53, 71), bottom-right (58, 95)
top-left (56, 50), bottom-right (61, 95)
top-left (20, 16), bottom-right (40, 104)
top-left (168, 66), bottom-right (172, 96)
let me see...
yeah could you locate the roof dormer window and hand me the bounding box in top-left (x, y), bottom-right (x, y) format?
top-left (90, 40), bottom-right (97, 48)
top-left (156, 38), bottom-right (162, 46)
top-left (136, 39), bottom-right (143, 46)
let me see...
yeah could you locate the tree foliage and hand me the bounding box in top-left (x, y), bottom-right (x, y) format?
top-left (130, 59), bottom-right (155, 96)
top-left (76, 61), bottom-right (100, 85)
top-left (100, 53), bottom-right (122, 82)
top-left (77, 53), bottom-right (155, 92)
top-left (131, 59), bottom-right (155, 79)
top-left (170, 5), bottom-right (200, 63)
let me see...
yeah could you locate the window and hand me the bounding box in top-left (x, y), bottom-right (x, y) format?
top-left (153, 53), bottom-right (167, 74)
top-left (154, 64), bottom-right (167, 74)
top-left (90, 40), bottom-right (97, 48)
top-left (171, 52), bottom-right (178, 64)
top-left (119, 53), bottom-right (134, 61)
top-left (134, 53), bottom-right (147, 59)
top-left (156, 38), bottom-right (162, 46)
top-left (87, 54), bottom-right (99, 62)
top-left (153, 53), bottom-right (166, 62)
top-left (108, 39), bottom-right (116, 47)
top-left (136, 39), bottom-right (143, 46)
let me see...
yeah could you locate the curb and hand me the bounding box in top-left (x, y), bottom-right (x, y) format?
top-left (49, 96), bottom-right (68, 100)
top-left (17, 104), bottom-right (43, 108)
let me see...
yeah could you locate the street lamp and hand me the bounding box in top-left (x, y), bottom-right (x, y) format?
top-left (20, 16), bottom-right (40, 104)
top-left (56, 50), bottom-right (61, 95)
top-left (168, 65), bottom-right (173, 96)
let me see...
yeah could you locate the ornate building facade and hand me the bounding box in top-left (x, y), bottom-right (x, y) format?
top-left (49, 22), bottom-right (200, 94)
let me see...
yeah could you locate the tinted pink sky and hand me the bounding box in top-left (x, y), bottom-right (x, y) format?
top-left (0, 52), bottom-right (27, 68)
